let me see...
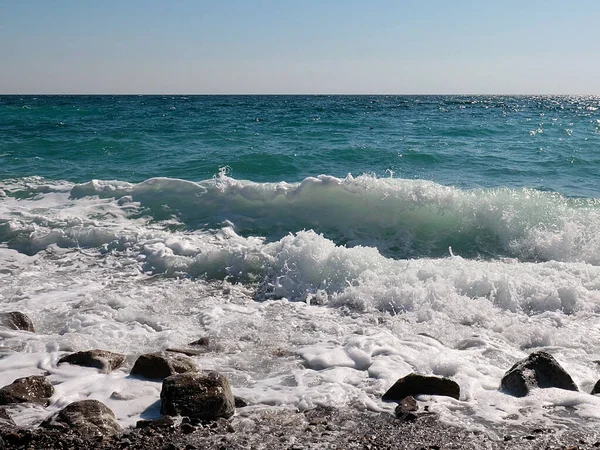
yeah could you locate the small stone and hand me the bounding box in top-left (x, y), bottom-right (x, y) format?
top-left (136, 419), bottom-right (153, 429)
top-left (394, 395), bottom-right (420, 420)
top-left (41, 399), bottom-right (122, 437)
top-left (500, 351), bottom-right (578, 397)
top-left (382, 373), bottom-right (460, 401)
top-left (234, 396), bottom-right (248, 408)
top-left (0, 312), bottom-right (35, 332)
top-left (136, 416), bottom-right (175, 430)
top-left (189, 337), bottom-right (210, 347)
top-left (110, 391), bottom-right (135, 401)
top-left (58, 350), bottom-right (126, 373)
top-left (400, 396), bottom-right (418, 412)
top-left (0, 375), bottom-right (54, 406)
top-left (161, 370), bottom-right (235, 420)
top-left (166, 348), bottom-right (204, 356)
top-left (394, 408), bottom-right (418, 421)
top-left (181, 422), bottom-right (196, 434)
top-left (130, 352), bottom-right (196, 380)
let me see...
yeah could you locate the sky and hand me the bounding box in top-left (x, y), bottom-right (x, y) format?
top-left (1, 0), bottom-right (599, 94)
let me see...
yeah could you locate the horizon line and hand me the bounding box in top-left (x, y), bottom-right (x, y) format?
top-left (2, 92), bottom-right (599, 96)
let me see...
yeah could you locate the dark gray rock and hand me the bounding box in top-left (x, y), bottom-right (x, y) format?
top-left (0, 375), bottom-right (54, 406)
top-left (591, 379), bottom-right (600, 395)
top-left (189, 336), bottom-right (210, 347)
top-left (0, 312), bottom-right (34, 332)
top-left (234, 396), bottom-right (248, 408)
top-left (382, 373), bottom-right (460, 401)
top-left (58, 350), bottom-right (126, 373)
top-left (40, 399), bottom-right (122, 437)
top-left (135, 416), bottom-right (175, 430)
top-left (500, 351), bottom-right (578, 397)
top-left (130, 352), bottom-right (197, 380)
top-left (160, 371), bottom-right (235, 420)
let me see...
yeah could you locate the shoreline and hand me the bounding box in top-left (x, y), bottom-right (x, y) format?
top-left (2, 405), bottom-right (599, 449)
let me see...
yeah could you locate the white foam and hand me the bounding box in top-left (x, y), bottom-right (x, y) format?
top-left (3, 175), bottom-right (600, 434)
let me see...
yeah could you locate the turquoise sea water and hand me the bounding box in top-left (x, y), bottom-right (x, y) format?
top-left (2, 95), bottom-right (599, 196)
top-left (2, 95), bottom-right (600, 261)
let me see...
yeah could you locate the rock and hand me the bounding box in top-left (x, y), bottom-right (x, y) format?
top-left (40, 399), bottom-right (122, 437)
top-left (0, 406), bottom-right (16, 427)
top-left (0, 375), bottom-right (54, 406)
top-left (400, 395), bottom-right (418, 412)
top-left (130, 352), bottom-right (197, 380)
top-left (136, 416), bottom-right (175, 430)
top-left (394, 395), bottom-right (419, 421)
top-left (591, 379), bottom-right (600, 395)
top-left (382, 373), bottom-right (460, 401)
top-left (189, 337), bottom-right (210, 347)
top-left (160, 371), bottom-right (235, 420)
top-left (234, 396), bottom-right (248, 408)
top-left (181, 422), bottom-right (196, 434)
top-left (500, 351), bottom-right (578, 397)
top-left (0, 311), bottom-right (34, 332)
top-left (166, 347), bottom-right (205, 356)
top-left (58, 350), bottom-right (126, 373)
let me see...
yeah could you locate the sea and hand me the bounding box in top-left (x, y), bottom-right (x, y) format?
top-left (2, 95), bottom-right (600, 436)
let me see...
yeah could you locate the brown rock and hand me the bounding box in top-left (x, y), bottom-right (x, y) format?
top-left (383, 373), bottom-right (460, 402)
top-left (394, 395), bottom-right (419, 421)
top-left (40, 399), bottom-right (122, 437)
top-left (160, 371), bottom-right (235, 420)
top-left (58, 350), bottom-right (126, 373)
top-left (0, 375), bottom-right (54, 406)
top-left (130, 352), bottom-right (197, 380)
top-left (591, 379), bottom-right (600, 395)
top-left (0, 312), bottom-right (34, 332)
top-left (500, 351), bottom-right (578, 397)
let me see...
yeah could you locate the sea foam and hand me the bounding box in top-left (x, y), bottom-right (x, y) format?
top-left (3, 175), bottom-right (600, 433)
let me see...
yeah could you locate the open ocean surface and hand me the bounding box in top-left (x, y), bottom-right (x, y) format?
top-left (2, 95), bottom-right (600, 436)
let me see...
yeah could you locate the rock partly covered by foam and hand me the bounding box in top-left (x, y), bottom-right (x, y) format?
top-left (189, 336), bottom-right (210, 347)
top-left (160, 371), bottom-right (235, 420)
top-left (0, 375), bottom-right (54, 406)
top-left (0, 406), bottom-right (16, 427)
top-left (130, 352), bottom-right (196, 380)
top-left (40, 399), bottom-right (122, 437)
top-left (500, 351), bottom-right (578, 397)
top-left (0, 312), bottom-right (35, 332)
top-left (382, 373), bottom-right (460, 401)
top-left (591, 380), bottom-right (600, 395)
top-left (58, 350), bottom-right (126, 373)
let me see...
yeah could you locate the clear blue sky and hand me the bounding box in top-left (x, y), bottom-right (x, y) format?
top-left (1, 0), bottom-right (598, 94)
